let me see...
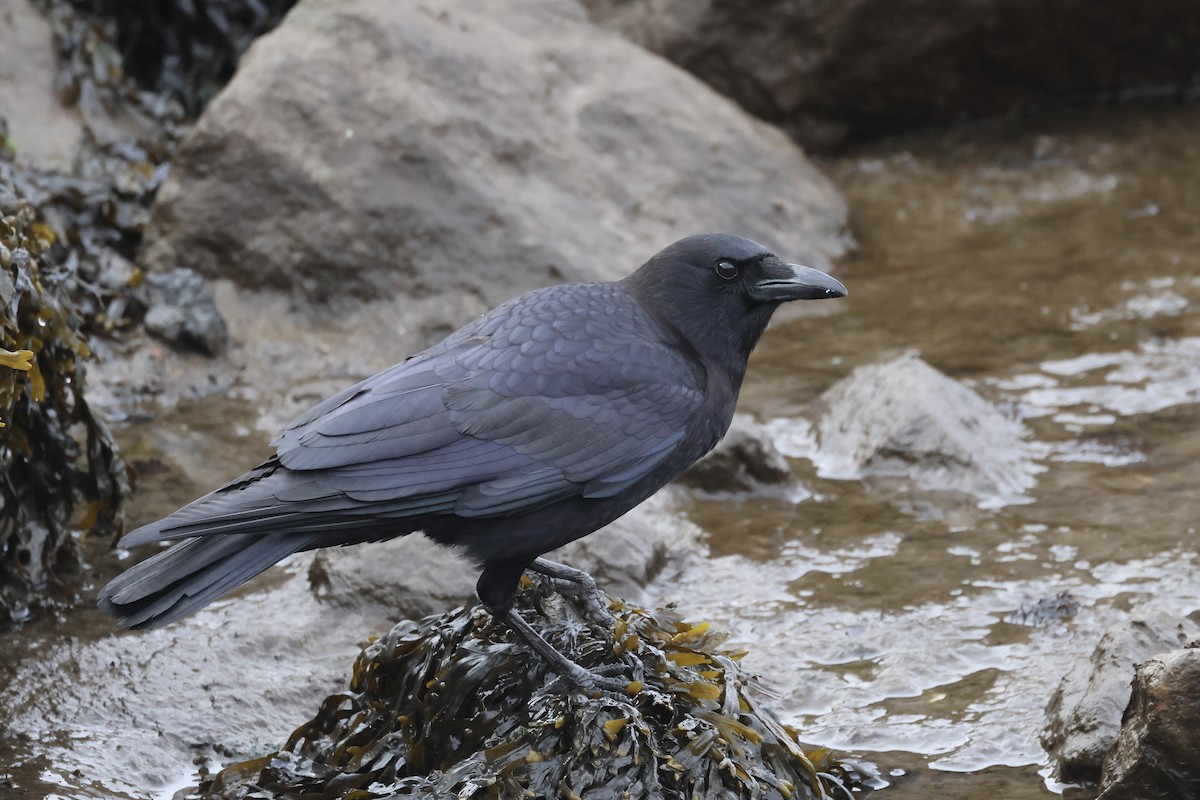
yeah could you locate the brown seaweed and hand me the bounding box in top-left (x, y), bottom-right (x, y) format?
top-left (0, 184), bottom-right (130, 626)
top-left (200, 578), bottom-right (867, 800)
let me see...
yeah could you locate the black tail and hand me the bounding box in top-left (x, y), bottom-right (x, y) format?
top-left (97, 531), bottom-right (317, 629)
top-left (97, 459), bottom-right (429, 628)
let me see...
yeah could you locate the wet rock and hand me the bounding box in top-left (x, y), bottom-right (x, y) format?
top-left (0, 562), bottom-right (395, 796)
top-left (141, 0), bottom-right (846, 318)
top-left (1041, 609), bottom-right (1200, 784)
top-left (1005, 590), bottom-right (1080, 627)
top-left (815, 353), bottom-right (1041, 506)
top-left (0, 0), bottom-right (85, 169)
top-left (583, 0), bottom-right (1200, 149)
top-left (681, 413), bottom-right (796, 494)
top-left (136, 267), bottom-right (229, 356)
top-left (201, 575), bottom-right (854, 800)
top-left (307, 536), bottom-right (478, 620)
top-left (1096, 646), bottom-right (1200, 800)
top-left (308, 491), bottom-right (701, 619)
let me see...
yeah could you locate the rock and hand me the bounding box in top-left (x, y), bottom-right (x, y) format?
top-left (815, 353), bottom-right (1041, 506)
top-left (681, 413), bottom-right (797, 494)
top-left (141, 0), bottom-right (846, 324)
top-left (0, 183), bottom-right (129, 626)
top-left (307, 490), bottom-right (702, 618)
top-left (582, 0), bottom-right (1200, 150)
top-left (1097, 646), bottom-right (1200, 800)
top-left (0, 0), bottom-right (85, 169)
top-left (1041, 609), bottom-right (1200, 784)
top-left (136, 267), bottom-right (229, 356)
top-left (553, 490), bottom-right (702, 598)
top-left (1004, 591), bottom-right (1080, 627)
top-left (307, 536), bottom-right (478, 620)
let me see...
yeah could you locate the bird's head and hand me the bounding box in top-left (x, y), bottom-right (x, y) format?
top-left (622, 233), bottom-right (846, 371)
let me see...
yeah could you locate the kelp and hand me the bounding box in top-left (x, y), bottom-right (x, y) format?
top-left (0, 184), bottom-right (130, 627)
top-left (201, 578), bottom-right (868, 800)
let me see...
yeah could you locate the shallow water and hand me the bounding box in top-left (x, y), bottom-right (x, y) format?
top-left (3, 106), bottom-right (1199, 798)
top-left (669, 107), bottom-right (1200, 797)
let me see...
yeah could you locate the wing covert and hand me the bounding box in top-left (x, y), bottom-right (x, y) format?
top-left (268, 282), bottom-right (708, 519)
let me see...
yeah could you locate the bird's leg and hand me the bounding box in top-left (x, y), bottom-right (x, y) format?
top-left (527, 557), bottom-right (614, 625)
top-left (478, 560), bottom-right (630, 694)
top-left (499, 607), bottom-right (630, 693)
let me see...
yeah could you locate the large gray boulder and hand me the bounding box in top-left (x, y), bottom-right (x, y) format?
top-left (142, 0), bottom-right (846, 331)
top-left (583, 0), bottom-right (1200, 149)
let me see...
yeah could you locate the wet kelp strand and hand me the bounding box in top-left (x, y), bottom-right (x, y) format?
top-left (200, 577), bottom-right (865, 799)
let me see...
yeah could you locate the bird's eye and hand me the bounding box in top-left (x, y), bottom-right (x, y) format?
top-left (715, 260), bottom-right (738, 280)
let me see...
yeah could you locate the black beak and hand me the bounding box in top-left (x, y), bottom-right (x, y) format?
top-left (749, 260), bottom-right (847, 302)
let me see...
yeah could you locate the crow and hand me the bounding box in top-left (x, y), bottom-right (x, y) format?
top-left (98, 233), bottom-right (845, 691)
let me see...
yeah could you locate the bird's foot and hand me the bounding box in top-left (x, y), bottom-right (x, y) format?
top-left (528, 558), bottom-right (615, 627)
top-left (551, 661), bottom-right (637, 695)
top-left (500, 607), bottom-right (638, 695)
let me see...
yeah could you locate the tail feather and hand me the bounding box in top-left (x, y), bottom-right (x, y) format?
top-left (99, 458), bottom-right (433, 629)
top-left (98, 532), bottom-right (316, 629)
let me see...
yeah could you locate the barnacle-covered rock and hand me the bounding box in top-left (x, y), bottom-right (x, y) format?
top-left (202, 577), bottom-right (858, 799)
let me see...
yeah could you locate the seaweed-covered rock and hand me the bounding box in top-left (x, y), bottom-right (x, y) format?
top-left (3, 0), bottom-right (188, 339)
top-left (0, 184), bottom-right (129, 626)
top-left (64, 0), bottom-right (299, 116)
top-left (202, 577), bottom-right (856, 799)
top-left (0, 0), bottom-right (239, 418)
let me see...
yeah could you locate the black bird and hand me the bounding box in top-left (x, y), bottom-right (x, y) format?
top-left (98, 233), bottom-right (845, 691)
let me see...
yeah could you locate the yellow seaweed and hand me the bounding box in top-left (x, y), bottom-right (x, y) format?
top-left (0, 348), bottom-right (33, 370)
